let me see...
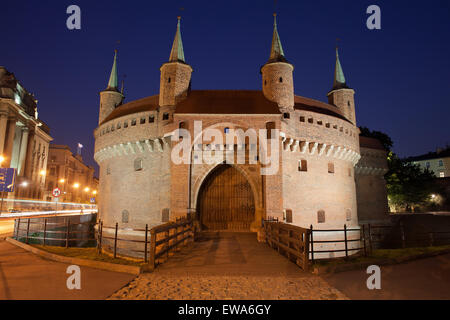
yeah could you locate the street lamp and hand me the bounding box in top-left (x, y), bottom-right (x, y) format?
top-left (59, 178), bottom-right (65, 183)
top-left (73, 183), bottom-right (80, 189)
top-left (92, 190), bottom-right (97, 195)
top-left (84, 187), bottom-right (90, 192)
top-left (0, 155), bottom-right (4, 167)
top-left (39, 170), bottom-right (46, 176)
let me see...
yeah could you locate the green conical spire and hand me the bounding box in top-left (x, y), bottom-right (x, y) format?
top-left (106, 50), bottom-right (118, 91)
top-left (268, 13), bottom-right (287, 63)
top-left (332, 48), bottom-right (349, 90)
top-left (169, 17), bottom-right (185, 63)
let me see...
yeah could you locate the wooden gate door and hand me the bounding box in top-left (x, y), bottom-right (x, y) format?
top-left (198, 165), bottom-right (255, 230)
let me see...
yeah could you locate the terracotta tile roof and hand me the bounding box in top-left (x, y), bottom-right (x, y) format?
top-left (100, 90), bottom-right (350, 124)
top-left (101, 95), bottom-right (159, 124)
top-left (359, 136), bottom-right (386, 151)
top-left (174, 90), bottom-right (280, 114)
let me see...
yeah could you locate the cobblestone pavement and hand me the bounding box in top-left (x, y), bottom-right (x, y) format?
top-left (109, 232), bottom-right (347, 300)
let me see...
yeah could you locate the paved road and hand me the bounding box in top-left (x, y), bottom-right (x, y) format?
top-left (0, 240), bottom-right (136, 299)
top-left (0, 219), bottom-right (14, 238)
top-left (322, 253), bottom-right (450, 299)
top-left (110, 232), bottom-right (347, 300)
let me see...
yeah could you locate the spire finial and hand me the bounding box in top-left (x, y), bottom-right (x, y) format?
top-left (268, 13), bottom-right (286, 63)
top-left (168, 16), bottom-right (185, 63)
top-left (106, 50), bottom-right (118, 91)
top-left (332, 44), bottom-right (349, 90)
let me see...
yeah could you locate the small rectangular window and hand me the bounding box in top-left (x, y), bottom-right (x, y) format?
top-left (298, 159), bottom-right (307, 172)
top-left (124, 121), bottom-right (128, 128)
top-left (163, 113), bottom-right (169, 120)
top-left (438, 160), bottom-right (443, 167)
top-left (283, 113), bottom-right (290, 119)
top-left (285, 209), bottom-right (293, 223)
top-left (328, 162), bottom-right (335, 173)
top-left (348, 168), bottom-right (352, 177)
top-left (317, 120), bottom-right (323, 125)
top-left (149, 116), bottom-right (155, 123)
top-left (300, 116), bottom-right (305, 122)
top-left (131, 119), bottom-right (136, 126)
top-left (333, 125), bottom-right (338, 129)
top-left (117, 123), bottom-right (121, 129)
top-left (308, 118), bottom-right (313, 124)
top-left (440, 172), bottom-right (445, 177)
top-left (325, 123), bottom-right (330, 128)
top-left (140, 118), bottom-right (146, 124)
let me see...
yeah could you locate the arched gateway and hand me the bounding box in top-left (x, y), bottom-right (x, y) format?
top-left (197, 165), bottom-right (255, 231)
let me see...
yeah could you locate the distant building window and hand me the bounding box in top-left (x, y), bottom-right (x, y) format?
top-left (317, 120), bottom-right (323, 125)
top-left (224, 127), bottom-right (229, 134)
top-left (340, 127), bottom-right (343, 132)
top-left (299, 116), bottom-right (305, 122)
top-left (264, 80), bottom-right (267, 86)
top-left (140, 118), bottom-right (146, 124)
top-left (111, 125), bottom-right (115, 131)
top-left (122, 210), bottom-right (129, 223)
top-left (328, 162), bottom-right (335, 174)
top-left (134, 158), bottom-right (143, 171)
top-left (440, 172), bottom-right (445, 178)
top-left (149, 116), bottom-right (155, 123)
top-left (438, 160), bottom-right (443, 167)
top-left (298, 159), bottom-right (307, 172)
top-left (131, 119), bottom-right (136, 126)
top-left (333, 125), bottom-right (338, 129)
top-left (124, 121), bottom-right (128, 128)
top-left (325, 123), bottom-right (330, 128)
top-left (346, 209), bottom-right (352, 221)
top-left (317, 210), bottom-right (325, 223)
top-left (308, 118), bottom-right (313, 124)
top-left (117, 123), bottom-right (121, 129)
top-left (348, 101), bottom-right (351, 107)
top-left (163, 113), bottom-right (169, 120)
top-left (279, 77), bottom-right (283, 83)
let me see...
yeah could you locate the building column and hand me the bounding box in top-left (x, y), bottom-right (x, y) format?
top-left (17, 127), bottom-right (29, 176)
top-left (3, 116), bottom-right (17, 167)
top-left (0, 111), bottom-right (8, 155)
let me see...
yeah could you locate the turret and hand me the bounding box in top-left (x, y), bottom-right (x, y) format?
top-left (98, 50), bottom-right (124, 124)
top-left (327, 48), bottom-right (356, 124)
top-left (159, 17), bottom-right (193, 108)
top-left (260, 13), bottom-right (294, 114)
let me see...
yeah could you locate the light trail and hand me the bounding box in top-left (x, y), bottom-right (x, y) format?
top-left (0, 209), bottom-right (98, 219)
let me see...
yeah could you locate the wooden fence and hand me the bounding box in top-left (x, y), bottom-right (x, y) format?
top-left (263, 220), bottom-right (310, 271)
top-left (98, 217), bottom-right (194, 269)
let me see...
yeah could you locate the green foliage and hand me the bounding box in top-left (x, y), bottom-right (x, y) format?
top-left (359, 126), bottom-right (393, 151)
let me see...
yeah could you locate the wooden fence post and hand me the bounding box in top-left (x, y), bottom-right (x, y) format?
top-left (26, 219), bottom-right (30, 244)
top-left (114, 222), bottom-right (118, 258)
top-left (344, 224), bottom-right (348, 258)
top-left (66, 219), bottom-right (70, 248)
top-left (43, 218), bottom-right (47, 246)
top-left (144, 224), bottom-right (148, 263)
top-left (148, 229), bottom-right (156, 270)
top-left (310, 224), bottom-right (314, 263)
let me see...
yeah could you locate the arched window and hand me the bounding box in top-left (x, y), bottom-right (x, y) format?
top-left (134, 158), bottom-right (143, 171)
top-left (317, 210), bottom-right (325, 223)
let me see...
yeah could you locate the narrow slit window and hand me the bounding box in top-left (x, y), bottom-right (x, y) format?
top-left (317, 210), bottom-right (325, 223)
top-left (328, 162), bottom-right (335, 174)
top-left (163, 113), bottom-right (169, 120)
top-left (149, 116), bottom-right (155, 123)
top-left (298, 159), bottom-right (307, 172)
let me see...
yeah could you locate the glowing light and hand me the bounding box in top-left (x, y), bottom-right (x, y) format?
top-left (431, 194), bottom-right (436, 199)
top-left (0, 155), bottom-right (4, 164)
top-left (59, 179), bottom-right (65, 183)
top-left (21, 181), bottom-right (28, 187)
top-left (39, 170), bottom-right (46, 176)
top-left (84, 187), bottom-right (90, 192)
top-left (92, 190), bottom-right (97, 195)
top-left (73, 183), bottom-right (80, 188)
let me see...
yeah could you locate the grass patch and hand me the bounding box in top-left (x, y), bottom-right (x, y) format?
top-left (313, 244), bottom-right (450, 268)
top-left (32, 245), bottom-right (146, 267)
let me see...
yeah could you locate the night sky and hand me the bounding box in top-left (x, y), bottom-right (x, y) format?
top-left (2, 1), bottom-right (450, 175)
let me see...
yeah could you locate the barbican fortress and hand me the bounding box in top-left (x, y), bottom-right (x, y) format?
top-left (94, 16), bottom-right (389, 258)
